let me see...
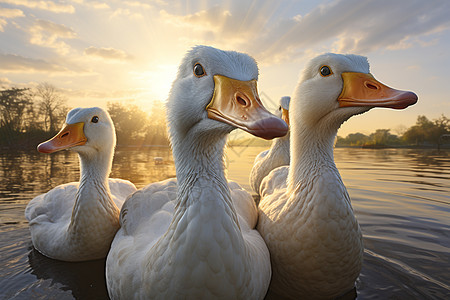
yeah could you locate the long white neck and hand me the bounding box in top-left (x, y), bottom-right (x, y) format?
top-left (143, 125), bottom-right (255, 297)
top-left (171, 127), bottom-right (238, 224)
top-left (69, 147), bottom-right (119, 234)
top-left (79, 149), bottom-right (112, 188)
top-left (287, 116), bottom-right (339, 193)
top-left (172, 129), bottom-right (228, 190)
top-left (267, 131), bottom-right (290, 161)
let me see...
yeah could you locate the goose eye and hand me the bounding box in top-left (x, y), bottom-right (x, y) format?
top-left (193, 63), bottom-right (206, 77)
top-left (91, 116), bottom-right (99, 123)
top-left (320, 65), bottom-right (332, 77)
top-left (278, 106), bottom-right (282, 111)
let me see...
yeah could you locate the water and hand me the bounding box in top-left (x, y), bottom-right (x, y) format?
top-left (0, 147), bottom-right (449, 299)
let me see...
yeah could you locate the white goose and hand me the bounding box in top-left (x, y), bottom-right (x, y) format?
top-left (257, 53), bottom-right (418, 299)
top-left (105, 45), bottom-right (288, 299)
top-left (250, 96), bottom-right (290, 195)
top-left (25, 107), bottom-right (137, 262)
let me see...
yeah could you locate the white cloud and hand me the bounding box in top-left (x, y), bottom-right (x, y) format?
top-left (0, 18), bottom-right (6, 31)
top-left (29, 19), bottom-right (77, 55)
top-left (0, 7), bottom-right (24, 18)
top-left (71, 0), bottom-right (109, 10)
top-left (0, 53), bottom-right (68, 72)
top-left (110, 8), bottom-right (143, 19)
top-left (160, 7), bottom-right (231, 30)
top-left (407, 65), bottom-right (420, 71)
top-left (84, 46), bottom-right (133, 61)
top-left (0, 77), bottom-right (12, 86)
top-left (89, 2), bottom-right (110, 10)
top-left (123, 1), bottom-right (154, 9)
top-left (159, 3), bottom-right (276, 49)
top-left (0, 0), bottom-right (75, 13)
top-left (0, 7), bottom-right (24, 31)
top-left (249, 0), bottom-right (450, 63)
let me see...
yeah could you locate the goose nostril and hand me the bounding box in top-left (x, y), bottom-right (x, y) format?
top-left (61, 132), bottom-right (69, 138)
top-left (237, 96), bottom-right (248, 106)
top-left (365, 82), bottom-right (378, 90)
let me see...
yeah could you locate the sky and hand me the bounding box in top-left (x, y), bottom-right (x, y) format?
top-left (0, 0), bottom-right (449, 137)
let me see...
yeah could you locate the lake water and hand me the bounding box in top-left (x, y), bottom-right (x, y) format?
top-left (0, 146), bottom-right (449, 299)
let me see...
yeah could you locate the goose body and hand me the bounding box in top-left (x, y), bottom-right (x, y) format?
top-left (106, 46), bottom-right (288, 299)
top-left (257, 53), bottom-right (418, 299)
top-left (250, 96), bottom-right (290, 195)
top-left (25, 107), bottom-right (136, 262)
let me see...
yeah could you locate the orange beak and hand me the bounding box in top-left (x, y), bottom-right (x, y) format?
top-left (37, 122), bottom-right (87, 153)
top-left (206, 75), bottom-right (288, 140)
top-left (281, 107), bottom-right (289, 126)
top-left (338, 72), bottom-right (418, 109)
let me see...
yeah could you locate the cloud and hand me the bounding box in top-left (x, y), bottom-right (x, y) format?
top-left (0, 53), bottom-right (68, 72)
top-left (159, 3), bottom-right (276, 48)
top-left (0, 0), bottom-right (75, 13)
top-left (110, 8), bottom-right (143, 19)
top-left (29, 19), bottom-right (77, 55)
top-left (248, 0), bottom-right (450, 63)
top-left (70, 87), bottom-right (149, 99)
top-left (84, 46), bottom-right (133, 61)
top-left (0, 7), bottom-right (24, 31)
top-left (0, 77), bottom-right (12, 86)
top-left (0, 19), bottom-right (6, 31)
top-left (160, 7), bottom-right (230, 31)
top-left (0, 7), bottom-right (24, 18)
top-left (123, 1), bottom-right (155, 9)
top-left (71, 0), bottom-right (109, 10)
top-left (87, 1), bottom-right (110, 10)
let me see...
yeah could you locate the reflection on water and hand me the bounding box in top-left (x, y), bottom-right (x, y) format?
top-left (0, 147), bottom-right (449, 299)
top-left (28, 248), bottom-right (108, 299)
top-left (335, 148), bottom-right (450, 299)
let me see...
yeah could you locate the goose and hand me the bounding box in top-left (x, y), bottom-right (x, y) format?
top-left (25, 107), bottom-right (137, 262)
top-left (257, 53), bottom-right (418, 299)
top-left (105, 45), bottom-right (288, 299)
top-left (250, 96), bottom-right (290, 195)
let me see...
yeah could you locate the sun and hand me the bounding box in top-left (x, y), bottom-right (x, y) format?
top-left (127, 63), bottom-right (178, 109)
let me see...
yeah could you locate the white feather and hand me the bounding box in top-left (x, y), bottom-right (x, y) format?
top-left (250, 96), bottom-right (290, 195)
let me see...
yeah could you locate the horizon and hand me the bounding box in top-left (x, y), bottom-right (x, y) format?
top-left (1, 0), bottom-right (449, 137)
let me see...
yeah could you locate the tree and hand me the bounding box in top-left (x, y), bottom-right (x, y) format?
top-left (432, 115), bottom-right (450, 148)
top-left (35, 82), bottom-right (68, 132)
top-left (107, 101), bottom-right (149, 145)
top-left (0, 88), bottom-right (34, 143)
top-left (346, 133), bottom-right (369, 146)
top-left (335, 132), bottom-right (369, 146)
top-left (368, 129), bottom-right (400, 146)
top-left (402, 115), bottom-right (450, 147)
top-left (393, 124), bottom-right (407, 136)
top-left (403, 125), bottom-right (423, 145)
top-left (145, 100), bottom-right (169, 145)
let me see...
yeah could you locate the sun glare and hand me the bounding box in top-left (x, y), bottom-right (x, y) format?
top-left (129, 63), bottom-right (178, 108)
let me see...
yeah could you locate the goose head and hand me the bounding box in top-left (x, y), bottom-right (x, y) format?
top-left (166, 45), bottom-right (288, 147)
top-left (277, 96), bottom-right (290, 125)
top-left (37, 107), bottom-right (116, 157)
top-left (291, 53), bottom-right (418, 133)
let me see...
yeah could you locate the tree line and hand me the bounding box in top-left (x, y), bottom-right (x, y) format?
top-left (1, 85), bottom-right (449, 149)
top-left (0, 84), bottom-right (69, 148)
top-left (107, 101), bottom-right (169, 146)
top-left (0, 85), bottom-right (169, 149)
top-left (336, 115), bottom-right (450, 149)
